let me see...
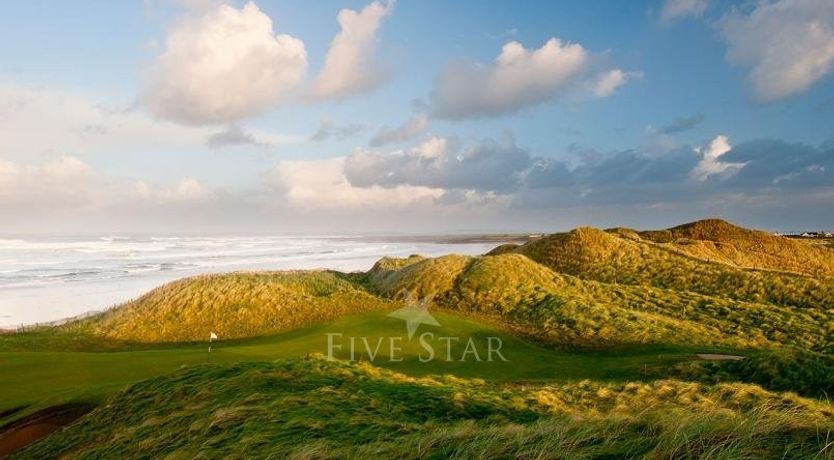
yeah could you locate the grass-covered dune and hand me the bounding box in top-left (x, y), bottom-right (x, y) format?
top-left (369, 252), bottom-right (832, 352)
top-left (12, 358), bottom-right (834, 459)
top-left (513, 224), bottom-right (834, 309)
top-left (90, 271), bottom-right (392, 343)
top-left (63, 248), bottom-right (831, 351)
top-left (640, 218), bottom-right (834, 277)
top-left (9, 221), bottom-right (830, 352)
top-left (17, 218), bottom-right (829, 349)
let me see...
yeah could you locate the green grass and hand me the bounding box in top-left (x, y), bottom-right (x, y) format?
top-left (368, 253), bottom-right (832, 352)
top-left (13, 358), bottom-right (834, 459)
top-left (0, 311), bottom-right (716, 418)
top-left (4, 219), bottom-right (834, 457)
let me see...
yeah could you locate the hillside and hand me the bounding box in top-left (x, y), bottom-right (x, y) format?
top-left (512, 225), bottom-right (834, 309)
top-left (640, 218), bottom-right (834, 277)
top-left (89, 271), bottom-right (392, 342)
top-left (13, 358), bottom-right (834, 459)
top-left (35, 244), bottom-right (830, 351)
top-left (13, 219), bottom-right (827, 352)
top-left (367, 254), bottom-right (471, 298)
top-left (367, 253), bottom-right (832, 352)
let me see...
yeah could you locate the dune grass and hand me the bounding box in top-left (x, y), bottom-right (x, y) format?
top-left (88, 271), bottom-right (393, 342)
top-left (516, 226), bottom-right (834, 309)
top-left (13, 357), bottom-right (834, 459)
top-left (368, 253), bottom-right (832, 352)
top-left (639, 218), bottom-right (834, 277)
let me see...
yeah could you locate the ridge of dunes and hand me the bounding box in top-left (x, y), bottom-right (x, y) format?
top-left (367, 253), bottom-right (832, 352)
top-left (40, 219), bottom-right (833, 350)
top-left (512, 224), bottom-right (834, 309)
top-left (638, 218), bottom-right (834, 277)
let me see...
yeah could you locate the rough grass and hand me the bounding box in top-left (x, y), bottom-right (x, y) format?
top-left (368, 253), bottom-right (832, 352)
top-left (13, 358), bottom-right (834, 459)
top-left (89, 271), bottom-right (393, 342)
top-left (516, 225), bottom-right (834, 309)
top-left (36, 246), bottom-right (830, 352)
top-left (640, 218), bottom-right (834, 277)
top-left (671, 348), bottom-right (834, 399)
top-left (368, 254), bottom-right (472, 298)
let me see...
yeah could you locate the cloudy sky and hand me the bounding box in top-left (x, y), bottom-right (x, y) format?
top-left (1, 0), bottom-right (833, 234)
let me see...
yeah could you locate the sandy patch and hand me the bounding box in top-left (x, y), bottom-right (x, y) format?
top-left (0, 403), bottom-right (95, 458)
top-left (696, 353), bottom-right (746, 361)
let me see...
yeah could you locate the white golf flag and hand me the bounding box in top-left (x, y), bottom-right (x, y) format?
top-left (209, 331), bottom-right (218, 341)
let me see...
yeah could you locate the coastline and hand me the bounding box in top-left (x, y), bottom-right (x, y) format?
top-left (0, 235), bottom-right (519, 329)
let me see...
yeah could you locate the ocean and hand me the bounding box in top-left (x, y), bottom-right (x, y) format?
top-left (0, 235), bottom-right (501, 328)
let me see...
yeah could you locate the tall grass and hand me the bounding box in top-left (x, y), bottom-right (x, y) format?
top-left (640, 218), bottom-right (834, 278)
top-left (369, 253), bottom-right (832, 352)
top-left (14, 358), bottom-right (834, 459)
top-left (90, 271), bottom-right (393, 342)
top-left (517, 226), bottom-right (834, 309)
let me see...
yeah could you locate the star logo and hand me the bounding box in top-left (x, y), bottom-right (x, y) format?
top-left (386, 291), bottom-right (440, 339)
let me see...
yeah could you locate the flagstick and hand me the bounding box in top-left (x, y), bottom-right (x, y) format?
top-left (207, 332), bottom-right (218, 363)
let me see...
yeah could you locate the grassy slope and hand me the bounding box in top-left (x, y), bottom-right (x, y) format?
top-left (90, 271), bottom-right (393, 342)
top-left (369, 253), bottom-right (832, 352)
top-left (26, 219), bottom-right (830, 351)
top-left (515, 226), bottom-right (834, 309)
top-left (640, 218), bottom-right (834, 277)
top-left (14, 358), bottom-right (834, 459)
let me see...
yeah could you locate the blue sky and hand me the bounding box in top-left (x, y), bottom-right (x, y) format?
top-left (1, 0), bottom-right (833, 233)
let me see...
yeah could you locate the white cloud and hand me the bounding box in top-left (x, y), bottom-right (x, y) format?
top-left (592, 69), bottom-right (640, 97)
top-left (0, 156), bottom-right (97, 210)
top-left (132, 178), bottom-right (212, 203)
top-left (720, 0), bottom-right (834, 102)
top-left (143, 1), bottom-right (307, 125)
top-left (0, 84), bottom-right (195, 157)
top-left (690, 135), bottom-right (744, 181)
top-left (369, 114), bottom-right (428, 147)
top-left (0, 83), bottom-right (300, 160)
top-left (429, 38), bottom-right (631, 119)
top-left (345, 136), bottom-right (532, 192)
top-left (266, 156), bottom-right (442, 210)
top-left (309, 1), bottom-right (394, 100)
top-left (660, 0), bottom-right (710, 24)
top-left (0, 154), bottom-right (217, 215)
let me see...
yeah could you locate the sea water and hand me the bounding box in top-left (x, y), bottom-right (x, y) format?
top-left (0, 235), bottom-right (499, 328)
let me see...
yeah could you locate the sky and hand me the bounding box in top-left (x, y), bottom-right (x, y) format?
top-left (1, 0), bottom-right (833, 234)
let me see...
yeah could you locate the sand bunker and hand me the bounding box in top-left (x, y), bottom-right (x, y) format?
top-left (0, 403), bottom-right (95, 458)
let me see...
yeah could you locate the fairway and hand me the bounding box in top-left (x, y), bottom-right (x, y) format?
top-left (0, 311), bottom-right (707, 414)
